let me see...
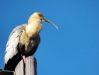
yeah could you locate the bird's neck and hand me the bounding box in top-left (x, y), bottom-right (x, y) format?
top-left (25, 21), bottom-right (42, 38)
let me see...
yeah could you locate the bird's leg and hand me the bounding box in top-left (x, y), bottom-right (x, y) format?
top-left (22, 55), bottom-right (26, 75)
top-left (22, 55), bottom-right (26, 63)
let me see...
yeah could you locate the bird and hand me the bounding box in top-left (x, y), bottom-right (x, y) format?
top-left (4, 12), bottom-right (58, 71)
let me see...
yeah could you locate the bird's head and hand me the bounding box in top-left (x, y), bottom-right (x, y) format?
top-left (28, 12), bottom-right (58, 29)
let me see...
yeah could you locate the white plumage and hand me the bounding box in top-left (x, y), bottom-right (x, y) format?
top-left (4, 24), bottom-right (27, 64)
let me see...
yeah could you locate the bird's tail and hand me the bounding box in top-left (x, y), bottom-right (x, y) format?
top-left (4, 53), bottom-right (22, 71)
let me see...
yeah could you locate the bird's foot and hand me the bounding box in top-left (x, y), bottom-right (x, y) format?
top-left (22, 55), bottom-right (26, 63)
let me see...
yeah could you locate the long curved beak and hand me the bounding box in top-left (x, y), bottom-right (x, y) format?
top-left (43, 18), bottom-right (58, 29)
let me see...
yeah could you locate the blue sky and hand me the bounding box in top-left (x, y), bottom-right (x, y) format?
top-left (0, 0), bottom-right (99, 75)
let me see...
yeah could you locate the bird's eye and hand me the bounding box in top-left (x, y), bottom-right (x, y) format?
top-left (40, 18), bottom-right (42, 21)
